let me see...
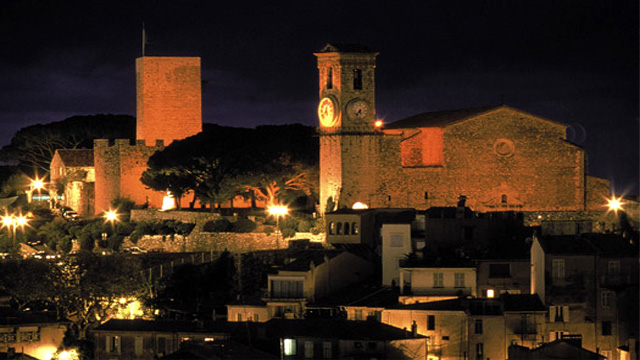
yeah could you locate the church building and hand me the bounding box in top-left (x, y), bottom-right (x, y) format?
top-left (315, 43), bottom-right (611, 214)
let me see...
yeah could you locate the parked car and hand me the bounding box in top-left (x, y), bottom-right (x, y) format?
top-left (63, 210), bottom-right (79, 221)
top-left (123, 247), bottom-right (147, 255)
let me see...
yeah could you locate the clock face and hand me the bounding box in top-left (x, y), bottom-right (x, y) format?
top-left (318, 97), bottom-right (338, 127)
top-left (346, 99), bottom-right (370, 120)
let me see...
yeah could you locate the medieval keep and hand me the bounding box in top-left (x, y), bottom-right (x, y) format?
top-left (51, 56), bottom-right (202, 215)
top-left (315, 43), bottom-right (610, 214)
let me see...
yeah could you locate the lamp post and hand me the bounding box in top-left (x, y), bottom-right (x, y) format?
top-left (268, 205), bottom-right (288, 249)
top-left (28, 177), bottom-right (46, 204)
top-left (1, 213), bottom-right (28, 254)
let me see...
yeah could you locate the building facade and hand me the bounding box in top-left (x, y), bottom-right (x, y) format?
top-left (315, 44), bottom-right (611, 215)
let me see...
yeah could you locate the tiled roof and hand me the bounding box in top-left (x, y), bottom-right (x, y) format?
top-left (538, 233), bottom-right (637, 256)
top-left (263, 319), bottom-right (424, 340)
top-left (309, 284), bottom-right (399, 308)
top-left (279, 250), bottom-right (344, 272)
top-left (387, 298), bottom-right (466, 312)
top-left (94, 319), bottom-right (229, 334)
top-left (0, 306), bottom-right (62, 326)
top-left (385, 105), bottom-right (503, 129)
top-left (56, 149), bottom-right (94, 167)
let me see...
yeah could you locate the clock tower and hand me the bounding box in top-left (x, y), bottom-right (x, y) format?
top-left (315, 44), bottom-right (379, 213)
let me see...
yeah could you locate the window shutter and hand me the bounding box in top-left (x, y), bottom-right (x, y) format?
top-left (563, 306), bottom-right (570, 322)
top-left (549, 307), bottom-right (556, 322)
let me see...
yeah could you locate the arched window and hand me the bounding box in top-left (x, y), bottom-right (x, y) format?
top-left (329, 222), bottom-right (335, 235)
top-left (327, 67), bottom-right (333, 89)
top-left (353, 69), bottom-right (362, 90)
top-left (336, 222), bottom-right (343, 235)
top-left (352, 222), bottom-right (358, 235)
top-left (344, 222), bottom-right (350, 235)
top-left (501, 194), bottom-right (508, 204)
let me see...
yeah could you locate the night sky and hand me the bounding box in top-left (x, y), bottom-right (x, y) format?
top-left (1, 0), bottom-right (638, 195)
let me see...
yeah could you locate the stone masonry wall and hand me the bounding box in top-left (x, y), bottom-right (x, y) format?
top-left (124, 232), bottom-right (325, 253)
top-left (136, 56), bottom-right (202, 146)
top-left (94, 139), bottom-right (165, 214)
top-left (340, 107), bottom-right (589, 212)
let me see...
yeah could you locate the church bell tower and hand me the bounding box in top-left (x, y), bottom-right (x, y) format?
top-left (315, 44), bottom-right (379, 213)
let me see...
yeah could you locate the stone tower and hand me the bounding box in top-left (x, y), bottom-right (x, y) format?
top-left (315, 44), bottom-right (380, 213)
top-left (136, 56), bottom-right (202, 145)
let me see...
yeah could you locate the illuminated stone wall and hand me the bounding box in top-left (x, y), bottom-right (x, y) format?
top-left (94, 139), bottom-right (165, 214)
top-left (333, 106), bottom-right (610, 212)
top-left (136, 56), bottom-right (202, 146)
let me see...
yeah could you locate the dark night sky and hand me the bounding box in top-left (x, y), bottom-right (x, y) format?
top-left (1, 0), bottom-right (638, 195)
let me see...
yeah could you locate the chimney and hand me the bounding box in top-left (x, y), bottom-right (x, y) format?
top-left (411, 320), bottom-right (418, 337)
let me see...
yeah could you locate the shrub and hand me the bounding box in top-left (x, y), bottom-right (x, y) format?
top-left (203, 219), bottom-right (231, 232)
top-left (231, 218), bottom-right (257, 233)
top-left (297, 220), bottom-right (311, 232)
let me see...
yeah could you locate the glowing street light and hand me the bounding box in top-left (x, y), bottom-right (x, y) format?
top-left (27, 176), bottom-right (47, 203)
top-left (1, 212), bottom-right (29, 252)
top-left (607, 195), bottom-right (623, 214)
top-left (268, 205), bottom-right (289, 248)
top-left (104, 209), bottom-right (119, 223)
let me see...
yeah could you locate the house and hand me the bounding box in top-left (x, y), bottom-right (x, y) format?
top-left (508, 338), bottom-right (606, 360)
top-left (249, 319), bottom-right (427, 360)
top-left (227, 250), bottom-right (373, 322)
top-left (92, 319), bottom-right (229, 360)
top-left (530, 233), bottom-right (639, 360)
top-left (50, 149), bottom-right (95, 216)
top-left (0, 304), bottom-right (68, 360)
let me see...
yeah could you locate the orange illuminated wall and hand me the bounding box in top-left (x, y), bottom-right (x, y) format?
top-left (400, 128), bottom-right (444, 167)
top-left (136, 56), bottom-right (202, 146)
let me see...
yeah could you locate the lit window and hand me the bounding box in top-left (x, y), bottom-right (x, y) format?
top-left (329, 222), bottom-right (335, 235)
top-left (284, 338), bottom-right (297, 355)
top-left (487, 289), bottom-right (495, 298)
top-left (351, 222), bottom-right (358, 235)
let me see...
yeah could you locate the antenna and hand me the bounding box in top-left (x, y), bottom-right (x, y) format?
top-left (142, 22), bottom-right (146, 57)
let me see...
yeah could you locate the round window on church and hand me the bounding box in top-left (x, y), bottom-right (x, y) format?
top-left (493, 139), bottom-right (515, 157)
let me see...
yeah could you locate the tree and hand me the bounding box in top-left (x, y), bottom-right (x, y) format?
top-left (151, 251), bottom-right (235, 317)
top-left (51, 253), bottom-right (144, 338)
top-left (0, 115), bottom-right (135, 175)
top-left (141, 123), bottom-right (318, 211)
top-left (0, 259), bottom-right (55, 310)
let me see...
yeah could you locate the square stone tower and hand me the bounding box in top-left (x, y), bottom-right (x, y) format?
top-left (136, 56), bottom-right (202, 145)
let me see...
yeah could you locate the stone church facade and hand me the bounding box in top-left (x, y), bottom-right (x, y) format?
top-left (315, 44), bottom-right (610, 214)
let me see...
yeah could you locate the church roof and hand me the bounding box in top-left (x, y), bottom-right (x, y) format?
top-left (56, 149), bottom-right (94, 167)
top-left (386, 105), bottom-right (502, 129)
top-left (386, 104), bottom-right (565, 129)
top-left (316, 43), bottom-right (374, 53)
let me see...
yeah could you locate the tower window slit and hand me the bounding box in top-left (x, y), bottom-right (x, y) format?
top-left (353, 69), bottom-right (362, 90)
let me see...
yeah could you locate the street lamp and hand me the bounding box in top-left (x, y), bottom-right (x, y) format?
top-left (268, 205), bottom-right (288, 249)
top-left (28, 176), bottom-right (46, 203)
top-left (1, 212), bottom-right (29, 253)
